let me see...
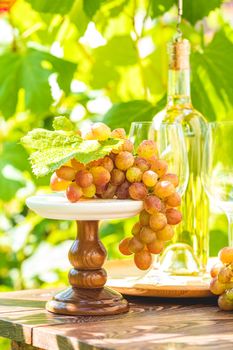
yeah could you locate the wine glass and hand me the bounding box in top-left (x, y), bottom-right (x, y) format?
top-left (202, 121), bottom-right (233, 247)
top-left (129, 121), bottom-right (188, 197)
top-left (129, 122), bottom-right (189, 273)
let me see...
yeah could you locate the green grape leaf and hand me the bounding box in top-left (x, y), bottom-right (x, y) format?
top-left (21, 129), bottom-right (123, 177)
top-left (25, 0), bottom-right (75, 14)
top-left (191, 31), bottom-right (233, 121)
top-left (94, 35), bottom-right (137, 66)
top-left (0, 142), bottom-right (29, 201)
top-left (151, 0), bottom-right (223, 24)
top-left (151, 0), bottom-right (174, 18)
top-left (83, 0), bottom-right (104, 18)
top-left (183, 0), bottom-right (223, 25)
top-left (52, 116), bottom-right (75, 131)
top-left (0, 48), bottom-right (76, 119)
top-left (103, 98), bottom-right (166, 133)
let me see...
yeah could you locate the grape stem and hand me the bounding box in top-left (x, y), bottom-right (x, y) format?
top-left (226, 213), bottom-right (233, 247)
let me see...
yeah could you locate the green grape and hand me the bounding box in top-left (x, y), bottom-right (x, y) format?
top-left (226, 288), bottom-right (233, 301)
top-left (218, 292), bottom-right (233, 311)
top-left (119, 238), bottom-right (133, 256)
top-left (75, 170), bottom-right (93, 188)
top-left (115, 151), bottom-right (135, 170)
top-left (139, 226), bottom-right (157, 244)
top-left (154, 181), bottom-right (175, 199)
top-left (91, 122), bottom-right (111, 141)
top-left (90, 166), bottom-right (111, 186)
top-left (160, 173), bottom-right (179, 187)
top-left (132, 222), bottom-right (142, 236)
top-left (142, 170), bottom-right (158, 187)
top-left (156, 224), bottom-right (174, 241)
top-left (134, 250), bottom-right (152, 270)
top-left (126, 167), bottom-right (142, 183)
top-left (110, 169), bottom-right (125, 186)
top-left (137, 140), bottom-right (157, 159)
top-left (147, 239), bottom-right (164, 254)
top-left (134, 157), bottom-right (150, 172)
top-left (129, 183), bottom-right (147, 200)
top-left (149, 212), bottom-right (167, 231)
top-left (66, 183), bottom-right (83, 202)
top-left (56, 166), bottom-right (76, 181)
top-left (82, 184), bottom-right (96, 198)
top-left (128, 237), bottom-right (144, 253)
top-left (139, 210), bottom-right (150, 226)
top-left (144, 195), bottom-right (162, 214)
top-left (166, 208), bottom-right (182, 225)
top-left (165, 192), bottom-right (181, 207)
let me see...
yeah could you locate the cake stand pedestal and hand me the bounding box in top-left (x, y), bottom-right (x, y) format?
top-left (26, 193), bottom-right (143, 316)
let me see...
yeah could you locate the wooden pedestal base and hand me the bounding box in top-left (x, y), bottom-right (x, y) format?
top-left (46, 286), bottom-right (129, 316)
top-left (46, 220), bottom-right (129, 316)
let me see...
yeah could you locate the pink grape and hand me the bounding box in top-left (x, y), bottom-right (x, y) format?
top-left (116, 181), bottom-right (130, 199)
top-left (139, 210), bottom-right (150, 226)
top-left (129, 183), bottom-right (147, 200)
top-left (160, 173), bottom-right (179, 187)
top-left (154, 181), bottom-right (175, 199)
top-left (134, 250), bottom-right (152, 270)
top-left (119, 238), bottom-right (133, 256)
top-left (110, 169), bottom-right (125, 186)
top-left (149, 212), bottom-right (167, 231)
top-left (115, 151), bottom-right (134, 170)
top-left (147, 240), bottom-right (164, 254)
top-left (134, 157), bottom-right (150, 172)
top-left (156, 224), bottom-right (174, 241)
top-left (139, 226), bottom-right (157, 244)
top-left (75, 170), bottom-right (93, 188)
top-left (166, 192), bottom-right (181, 207)
top-left (90, 166), bottom-right (111, 186)
top-left (144, 195), bottom-right (162, 214)
top-left (137, 140), bottom-right (157, 159)
top-left (66, 183), bottom-right (83, 202)
top-left (56, 166), bottom-right (76, 181)
top-left (166, 208), bottom-right (182, 225)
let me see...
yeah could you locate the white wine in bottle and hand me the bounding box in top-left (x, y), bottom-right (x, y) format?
top-left (153, 38), bottom-right (209, 275)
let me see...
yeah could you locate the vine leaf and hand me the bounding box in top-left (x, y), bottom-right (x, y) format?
top-left (21, 129), bottom-right (123, 177)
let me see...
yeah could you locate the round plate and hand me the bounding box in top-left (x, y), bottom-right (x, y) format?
top-left (26, 193), bottom-right (143, 221)
top-left (105, 260), bottom-right (213, 298)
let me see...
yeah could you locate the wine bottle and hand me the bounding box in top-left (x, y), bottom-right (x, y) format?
top-left (153, 38), bottom-right (209, 275)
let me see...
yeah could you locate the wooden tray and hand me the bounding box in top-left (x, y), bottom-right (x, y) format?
top-left (105, 259), bottom-right (213, 298)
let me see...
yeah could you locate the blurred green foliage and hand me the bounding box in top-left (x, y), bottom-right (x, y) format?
top-left (0, 1), bottom-right (233, 347)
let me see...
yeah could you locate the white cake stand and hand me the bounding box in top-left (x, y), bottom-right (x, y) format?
top-left (26, 193), bottom-right (143, 316)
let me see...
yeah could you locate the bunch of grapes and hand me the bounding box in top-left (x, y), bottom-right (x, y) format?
top-left (50, 122), bottom-right (182, 271)
top-left (210, 247), bottom-right (233, 311)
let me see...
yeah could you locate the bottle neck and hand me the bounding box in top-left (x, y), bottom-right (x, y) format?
top-left (167, 68), bottom-right (192, 106)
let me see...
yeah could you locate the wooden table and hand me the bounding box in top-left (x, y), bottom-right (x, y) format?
top-left (0, 289), bottom-right (232, 350)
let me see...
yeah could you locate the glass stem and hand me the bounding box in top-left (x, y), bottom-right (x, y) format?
top-left (226, 213), bottom-right (233, 247)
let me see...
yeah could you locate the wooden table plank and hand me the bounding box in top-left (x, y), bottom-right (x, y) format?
top-left (0, 290), bottom-right (232, 350)
top-left (0, 289), bottom-right (57, 314)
